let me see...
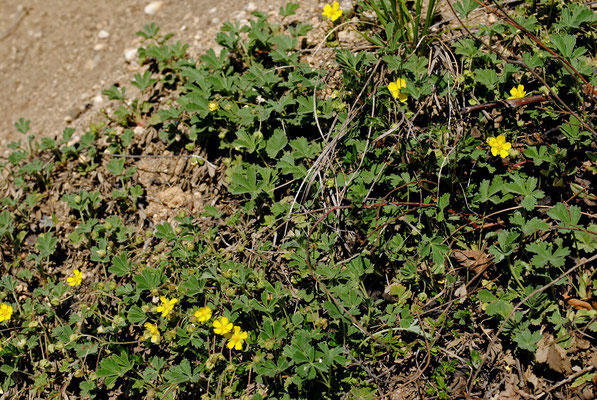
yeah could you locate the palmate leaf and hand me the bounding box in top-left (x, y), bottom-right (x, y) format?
top-left (503, 175), bottom-right (545, 211)
top-left (109, 252), bottom-right (131, 277)
top-left (266, 129), bottom-right (288, 158)
top-left (97, 352), bottom-right (134, 388)
top-left (513, 329), bottom-right (541, 352)
top-left (526, 242), bottom-right (570, 268)
top-left (164, 360), bottom-right (200, 384)
top-left (547, 202), bottom-right (581, 228)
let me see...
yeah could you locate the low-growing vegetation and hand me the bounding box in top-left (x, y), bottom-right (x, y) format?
top-left (1, 0), bottom-right (596, 398)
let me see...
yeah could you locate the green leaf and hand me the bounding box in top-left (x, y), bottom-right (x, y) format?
top-left (513, 329), bottom-right (541, 352)
top-left (557, 4), bottom-right (597, 30)
top-left (280, 2), bottom-right (300, 17)
top-left (526, 242), bottom-right (570, 268)
top-left (102, 86), bottom-right (126, 101)
top-left (106, 158), bottom-right (125, 176)
top-left (276, 152), bottom-right (307, 179)
top-left (503, 175), bottom-right (544, 211)
top-left (266, 129), bottom-right (288, 158)
top-left (550, 33), bottom-right (577, 59)
top-left (134, 268), bottom-right (163, 292)
top-left (547, 202), bottom-right (581, 228)
top-left (127, 305), bottom-right (147, 324)
top-left (131, 71), bottom-right (157, 92)
top-left (229, 164), bottom-right (259, 196)
top-left (164, 360), bottom-right (199, 384)
top-left (232, 130), bottom-right (257, 153)
top-left (14, 118), bottom-right (31, 134)
top-left (97, 352), bottom-right (134, 388)
top-left (474, 68), bottom-right (498, 90)
top-left (453, 0), bottom-right (480, 18)
top-left (485, 299), bottom-right (513, 319)
top-left (154, 222), bottom-right (177, 241)
top-left (109, 252), bottom-right (132, 277)
top-left (36, 233), bottom-right (57, 259)
top-left (181, 275), bottom-right (206, 296)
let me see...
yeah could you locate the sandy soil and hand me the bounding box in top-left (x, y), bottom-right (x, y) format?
top-left (0, 0), bottom-right (298, 149)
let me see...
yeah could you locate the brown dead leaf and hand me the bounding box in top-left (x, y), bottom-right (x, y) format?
top-left (535, 334), bottom-right (572, 374)
top-left (452, 249), bottom-right (493, 275)
top-left (566, 298), bottom-right (593, 310)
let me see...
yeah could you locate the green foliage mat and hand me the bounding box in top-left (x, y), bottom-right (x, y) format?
top-left (0, 1), bottom-right (596, 399)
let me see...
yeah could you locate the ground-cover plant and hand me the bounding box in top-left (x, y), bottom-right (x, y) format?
top-left (0, 1), bottom-right (596, 399)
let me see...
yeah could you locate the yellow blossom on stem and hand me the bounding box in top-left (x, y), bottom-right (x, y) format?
top-left (0, 303), bottom-right (13, 323)
top-left (213, 316), bottom-right (233, 336)
top-left (487, 135), bottom-right (512, 158)
top-left (67, 269), bottom-right (83, 287)
top-left (388, 78), bottom-right (408, 103)
top-left (508, 84), bottom-right (526, 99)
top-left (322, 2), bottom-right (342, 22)
top-left (194, 306), bottom-right (212, 322)
top-left (208, 101), bottom-right (218, 112)
top-left (144, 322), bottom-right (160, 343)
top-left (156, 297), bottom-right (178, 318)
top-left (226, 326), bottom-right (248, 350)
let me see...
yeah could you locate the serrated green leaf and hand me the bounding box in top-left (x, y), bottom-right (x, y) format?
top-left (266, 129), bottom-right (288, 158)
top-left (513, 329), bottom-right (541, 352)
top-left (109, 252), bottom-right (131, 277)
top-left (547, 203), bottom-right (581, 228)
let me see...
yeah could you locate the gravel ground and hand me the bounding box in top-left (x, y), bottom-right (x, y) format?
top-left (0, 0), bottom-right (325, 150)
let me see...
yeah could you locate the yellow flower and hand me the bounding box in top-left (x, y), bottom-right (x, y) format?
top-left (213, 316), bottom-right (233, 336)
top-left (226, 326), bottom-right (248, 350)
top-left (508, 84), bottom-right (526, 99)
top-left (0, 303), bottom-right (13, 323)
top-left (156, 297), bottom-right (178, 318)
top-left (322, 2), bottom-right (342, 22)
top-left (67, 269), bottom-right (83, 287)
top-left (208, 101), bottom-right (218, 112)
top-left (487, 135), bottom-right (512, 158)
top-left (388, 78), bottom-right (408, 103)
top-left (194, 306), bottom-right (212, 322)
top-left (144, 322), bottom-right (160, 343)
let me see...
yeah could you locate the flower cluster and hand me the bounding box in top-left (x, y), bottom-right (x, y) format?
top-left (322, 2), bottom-right (342, 22)
top-left (388, 78), bottom-right (408, 103)
top-left (144, 322), bottom-right (160, 343)
top-left (0, 303), bottom-right (13, 323)
top-left (157, 296), bottom-right (178, 318)
top-left (487, 135), bottom-right (512, 158)
top-left (508, 84), bottom-right (526, 99)
top-left (194, 306), bottom-right (212, 322)
top-left (67, 269), bottom-right (83, 287)
top-left (213, 316), bottom-right (248, 351)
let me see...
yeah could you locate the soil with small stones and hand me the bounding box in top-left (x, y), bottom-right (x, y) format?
top-left (0, 0), bottom-right (317, 150)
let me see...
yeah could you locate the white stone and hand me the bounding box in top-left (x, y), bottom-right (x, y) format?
top-left (98, 29), bottom-right (109, 39)
top-left (124, 48), bottom-right (137, 63)
top-left (208, 7), bottom-right (217, 14)
top-left (133, 126), bottom-right (145, 136)
top-left (244, 2), bottom-right (257, 12)
top-left (93, 43), bottom-right (105, 51)
top-left (93, 94), bottom-right (103, 106)
top-left (144, 1), bottom-right (163, 15)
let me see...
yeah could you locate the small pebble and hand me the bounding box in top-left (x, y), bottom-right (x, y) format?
top-left (244, 2), bottom-right (257, 12)
top-left (208, 7), bottom-right (217, 14)
top-left (93, 43), bottom-right (105, 51)
top-left (93, 94), bottom-right (103, 106)
top-left (124, 48), bottom-right (137, 63)
top-left (144, 1), bottom-right (163, 15)
top-left (133, 126), bottom-right (145, 136)
top-left (98, 30), bottom-right (109, 39)
top-left (210, 17), bottom-right (220, 25)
